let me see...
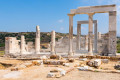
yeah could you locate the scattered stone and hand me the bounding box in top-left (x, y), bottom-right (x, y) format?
top-left (94, 59), bottom-right (101, 67)
top-left (74, 63), bottom-right (80, 67)
top-left (102, 59), bottom-right (109, 63)
top-left (87, 59), bottom-right (101, 67)
top-left (11, 67), bottom-right (18, 71)
top-left (47, 68), bottom-right (66, 78)
top-left (63, 63), bottom-right (70, 67)
top-left (57, 68), bottom-right (66, 76)
top-left (68, 58), bottom-right (74, 62)
top-left (44, 65), bottom-right (59, 67)
top-left (77, 66), bottom-right (89, 71)
top-left (87, 59), bottom-right (94, 67)
top-left (43, 60), bottom-right (50, 64)
top-left (47, 72), bottom-right (56, 78)
top-left (23, 63), bottom-right (33, 67)
top-left (40, 56), bottom-right (48, 60)
top-left (50, 54), bottom-right (62, 60)
top-left (80, 58), bottom-right (87, 61)
top-left (32, 60), bottom-right (43, 65)
top-left (114, 65), bottom-right (120, 70)
top-left (50, 61), bottom-right (58, 65)
top-left (79, 61), bottom-right (86, 66)
top-left (43, 60), bottom-right (65, 65)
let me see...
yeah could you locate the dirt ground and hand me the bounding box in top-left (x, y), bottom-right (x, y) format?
top-left (0, 65), bottom-right (120, 80)
top-left (0, 57), bottom-right (120, 80)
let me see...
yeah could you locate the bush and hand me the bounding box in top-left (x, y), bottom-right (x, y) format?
top-left (0, 43), bottom-right (5, 47)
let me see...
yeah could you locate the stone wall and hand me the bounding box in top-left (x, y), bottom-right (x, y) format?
top-left (55, 33), bottom-right (110, 55)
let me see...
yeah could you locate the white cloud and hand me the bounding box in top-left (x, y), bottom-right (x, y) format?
top-left (58, 19), bottom-right (64, 23)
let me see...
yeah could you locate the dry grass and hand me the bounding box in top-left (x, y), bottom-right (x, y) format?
top-left (0, 51), bottom-right (4, 56)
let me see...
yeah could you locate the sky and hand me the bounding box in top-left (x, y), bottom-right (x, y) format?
top-left (0, 0), bottom-right (120, 36)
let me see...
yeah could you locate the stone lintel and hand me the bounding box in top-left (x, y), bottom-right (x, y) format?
top-left (70, 4), bottom-right (116, 14)
top-left (77, 20), bottom-right (97, 24)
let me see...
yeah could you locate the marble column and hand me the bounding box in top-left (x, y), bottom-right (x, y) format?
top-left (21, 35), bottom-right (26, 54)
top-left (88, 13), bottom-right (94, 56)
top-left (94, 22), bottom-right (98, 53)
top-left (35, 25), bottom-right (40, 54)
top-left (98, 32), bottom-right (101, 39)
top-left (76, 24), bottom-right (81, 50)
top-left (51, 31), bottom-right (55, 54)
top-left (85, 35), bottom-right (88, 50)
top-left (68, 14), bottom-right (75, 56)
top-left (108, 11), bottom-right (117, 56)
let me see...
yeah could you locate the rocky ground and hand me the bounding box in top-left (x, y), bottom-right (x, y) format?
top-left (0, 56), bottom-right (120, 80)
top-left (0, 66), bottom-right (120, 80)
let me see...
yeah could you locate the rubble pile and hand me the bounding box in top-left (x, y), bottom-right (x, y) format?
top-left (1, 54), bottom-right (120, 79)
top-left (114, 65), bottom-right (120, 70)
top-left (80, 56), bottom-right (120, 61)
top-left (50, 54), bottom-right (62, 60)
top-left (47, 68), bottom-right (66, 78)
top-left (87, 59), bottom-right (101, 68)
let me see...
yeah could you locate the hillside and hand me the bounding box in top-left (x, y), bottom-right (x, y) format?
top-left (0, 32), bottom-right (68, 48)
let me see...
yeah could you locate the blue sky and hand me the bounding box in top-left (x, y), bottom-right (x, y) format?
top-left (0, 0), bottom-right (120, 36)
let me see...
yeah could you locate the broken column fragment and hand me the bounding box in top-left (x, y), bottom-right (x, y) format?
top-left (35, 25), bottom-right (40, 54)
top-left (51, 31), bottom-right (55, 54)
top-left (20, 35), bottom-right (26, 54)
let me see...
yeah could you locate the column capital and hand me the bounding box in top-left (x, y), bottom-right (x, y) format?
top-left (88, 13), bottom-right (95, 16)
top-left (77, 24), bottom-right (81, 26)
top-left (67, 14), bottom-right (75, 16)
top-left (109, 11), bottom-right (116, 16)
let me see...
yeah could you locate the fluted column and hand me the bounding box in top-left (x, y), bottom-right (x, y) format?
top-left (68, 14), bottom-right (75, 56)
top-left (98, 32), bottom-right (101, 39)
top-left (76, 24), bottom-right (81, 50)
top-left (51, 31), bottom-right (55, 54)
top-left (88, 13), bottom-right (94, 56)
top-left (35, 25), bottom-right (40, 54)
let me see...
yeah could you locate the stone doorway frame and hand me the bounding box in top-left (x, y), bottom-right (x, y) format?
top-left (68, 4), bottom-right (117, 56)
top-left (76, 20), bottom-right (98, 53)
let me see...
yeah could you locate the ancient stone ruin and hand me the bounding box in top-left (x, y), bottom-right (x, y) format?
top-left (67, 4), bottom-right (117, 56)
top-left (4, 5), bottom-right (117, 58)
top-left (5, 26), bottom-right (41, 55)
top-left (1, 4), bottom-right (120, 80)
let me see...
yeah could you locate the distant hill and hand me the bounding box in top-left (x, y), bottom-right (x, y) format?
top-left (0, 32), bottom-right (69, 48)
top-left (0, 32), bottom-right (120, 53)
